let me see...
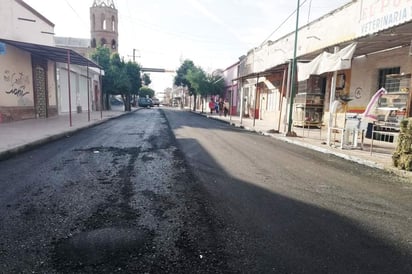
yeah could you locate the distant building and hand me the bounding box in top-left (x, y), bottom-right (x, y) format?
top-left (54, 36), bottom-right (92, 58)
top-left (160, 88), bottom-right (172, 106)
top-left (53, 1), bottom-right (121, 113)
top-left (53, 34), bottom-right (102, 113)
top-left (54, 0), bottom-right (120, 57)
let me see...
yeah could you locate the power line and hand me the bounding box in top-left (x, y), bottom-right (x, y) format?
top-left (307, 0), bottom-right (313, 24)
top-left (259, 0), bottom-right (308, 47)
top-left (121, 14), bottom-right (246, 49)
top-left (63, 0), bottom-right (87, 25)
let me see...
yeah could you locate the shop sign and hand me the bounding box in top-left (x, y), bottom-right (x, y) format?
top-left (358, 0), bottom-right (412, 36)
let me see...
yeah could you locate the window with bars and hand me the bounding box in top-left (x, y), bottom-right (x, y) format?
top-left (378, 67), bottom-right (400, 92)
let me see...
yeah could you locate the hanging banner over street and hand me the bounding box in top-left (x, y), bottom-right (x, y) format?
top-left (297, 43), bottom-right (357, 81)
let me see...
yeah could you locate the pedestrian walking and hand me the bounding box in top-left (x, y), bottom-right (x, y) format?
top-left (218, 99), bottom-right (224, 116)
top-left (223, 99), bottom-right (229, 117)
top-left (209, 98), bottom-right (215, 114)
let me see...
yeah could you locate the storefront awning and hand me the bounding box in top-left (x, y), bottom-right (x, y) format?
top-left (233, 65), bottom-right (288, 82)
top-left (297, 42), bottom-right (357, 81)
top-left (0, 38), bottom-right (101, 68)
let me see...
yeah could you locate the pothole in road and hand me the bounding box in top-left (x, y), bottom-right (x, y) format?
top-left (53, 227), bottom-right (152, 267)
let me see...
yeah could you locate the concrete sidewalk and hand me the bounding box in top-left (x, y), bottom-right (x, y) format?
top-left (0, 108), bottom-right (131, 160)
top-left (0, 106), bottom-right (411, 179)
top-left (196, 110), bottom-right (412, 180)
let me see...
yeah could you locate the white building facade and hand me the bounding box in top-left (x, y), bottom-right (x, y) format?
top-left (234, 0), bottom-right (412, 133)
top-left (0, 0), bottom-right (57, 121)
top-left (0, 0), bottom-right (101, 123)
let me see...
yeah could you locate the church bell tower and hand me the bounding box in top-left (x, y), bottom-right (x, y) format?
top-left (90, 0), bottom-right (118, 53)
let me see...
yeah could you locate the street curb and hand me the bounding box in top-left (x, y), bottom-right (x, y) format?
top-left (233, 123), bottom-right (385, 170)
top-left (195, 111), bottom-right (412, 179)
top-left (0, 110), bottom-right (137, 161)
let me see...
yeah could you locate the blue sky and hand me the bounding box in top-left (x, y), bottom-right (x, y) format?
top-left (24, 0), bottom-right (350, 91)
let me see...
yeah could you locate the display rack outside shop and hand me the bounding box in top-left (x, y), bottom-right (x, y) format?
top-left (292, 93), bottom-right (324, 128)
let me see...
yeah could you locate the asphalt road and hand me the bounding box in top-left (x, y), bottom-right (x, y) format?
top-left (164, 108), bottom-right (412, 273)
top-left (0, 108), bottom-right (227, 273)
top-left (0, 108), bottom-right (411, 273)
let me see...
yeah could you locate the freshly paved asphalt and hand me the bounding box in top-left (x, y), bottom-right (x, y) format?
top-left (0, 106), bottom-right (410, 180)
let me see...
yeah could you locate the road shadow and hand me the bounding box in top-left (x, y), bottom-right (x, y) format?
top-left (163, 108), bottom-right (412, 273)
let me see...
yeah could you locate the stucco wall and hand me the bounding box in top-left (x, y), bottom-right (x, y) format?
top-left (0, 44), bottom-right (34, 107)
top-left (252, 1), bottom-right (359, 74)
top-left (248, 0), bottom-right (412, 76)
top-left (223, 64), bottom-right (238, 87)
top-left (350, 47), bottom-right (412, 112)
top-left (57, 63), bottom-right (98, 113)
top-left (0, 0), bottom-right (55, 46)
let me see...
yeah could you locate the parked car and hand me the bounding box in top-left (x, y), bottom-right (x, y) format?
top-left (152, 98), bottom-right (160, 106)
top-left (138, 97), bottom-right (152, 108)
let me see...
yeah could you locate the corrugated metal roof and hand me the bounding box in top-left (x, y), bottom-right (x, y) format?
top-left (0, 38), bottom-right (101, 68)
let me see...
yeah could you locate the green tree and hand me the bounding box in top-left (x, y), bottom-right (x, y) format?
top-left (174, 59), bottom-right (195, 88)
top-left (174, 60), bottom-right (196, 110)
top-left (186, 66), bottom-right (208, 111)
top-left (142, 73), bottom-right (152, 86)
top-left (139, 86), bottom-right (155, 98)
top-left (207, 73), bottom-right (225, 97)
top-left (175, 60), bottom-right (225, 112)
top-left (91, 47), bottom-right (112, 110)
top-left (110, 54), bottom-right (132, 111)
top-left (126, 61), bottom-right (142, 108)
top-left (91, 47), bottom-right (142, 111)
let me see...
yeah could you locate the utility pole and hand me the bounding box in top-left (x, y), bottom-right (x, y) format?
top-left (131, 49), bottom-right (141, 62)
top-left (287, 0), bottom-right (300, 136)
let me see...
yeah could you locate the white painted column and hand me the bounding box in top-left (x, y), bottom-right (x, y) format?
top-left (327, 46), bottom-right (340, 145)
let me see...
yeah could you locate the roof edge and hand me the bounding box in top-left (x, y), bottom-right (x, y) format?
top-left (0, 38), bottom-right (101, 69)
top-left (15, 0), bottom-right (55, 28)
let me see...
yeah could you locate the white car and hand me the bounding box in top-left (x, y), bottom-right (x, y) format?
top-left (151, 98), bottom-right (160, 106)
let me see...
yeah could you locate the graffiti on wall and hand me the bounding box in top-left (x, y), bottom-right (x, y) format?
top-left (3, 70), bottom-right (30, 97)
